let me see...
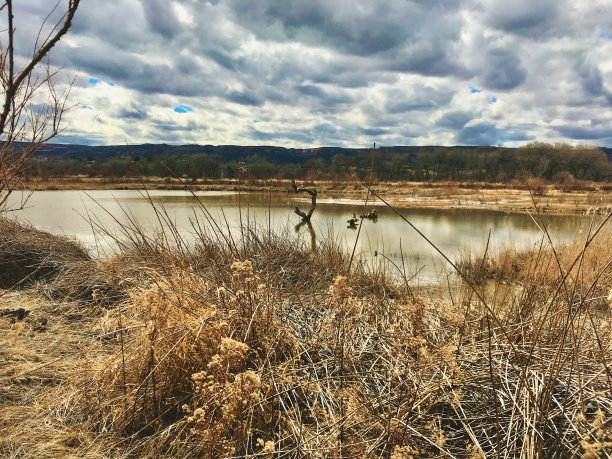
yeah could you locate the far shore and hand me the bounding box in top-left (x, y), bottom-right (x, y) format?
top-left (23, 175), bottom-right (612, 215)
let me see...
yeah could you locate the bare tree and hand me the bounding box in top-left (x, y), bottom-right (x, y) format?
top-left (291, 179), bottom-right (317, 222)
top-left (0, 0), bottom-right (80, 211)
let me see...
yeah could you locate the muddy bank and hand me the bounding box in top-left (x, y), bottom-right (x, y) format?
top-left (24, 176), bottom-right (612, 215)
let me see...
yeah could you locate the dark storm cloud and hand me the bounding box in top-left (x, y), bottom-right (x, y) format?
top-left (7, 0), bottom-right (467, 106)
top-left (387, 100), bottom-right (436, 113)
top-left (386, 39), bottom-right (468, 78)
top-left (55, 133), bottom-right (111, 146)
top-left (206, 49), bottom-right (240, 71)
top-left (384, 84), bottom-right (453, 115)
top-left (118, 105), bottom-right (148, 120)
top-left (251, 123), bottom-right (351, 145)
top-left (360, 128), bottom-right (388, 136)
top-left (555, 125), bottom-right (612, 140)
top-left (152, 120), bottom-right (204, 133)
top-left (297, 85), bottom-right (327, 98)
top-left (57, 45), bottom-right (132, 81)
top-left (66, 45), bottom-right (215, 97)
top-left (312, 123), bottom-right (342, 138)
top-left (141, 0), bottom-right (182, 39)
top-left (437, 111), bottom-right (474, 129)
top-left (226, 91), bottom-right (263, 106)
top-left (386, 86), bottom-right (455, 114)
top-left (500, 131), bottom-right (535, 142)
top-left (457, 123), bottom-right (499, 145)
top-left (69, 1), bottom-right (146, 48)
top-left (575, 58), bottom-right (612, 104)
top-left (250, 128), bottom-right (314, 144)
top-left (482, 48), bottom-right (527, 91)
top-left (296, 85), bottom-right (354, 107)
top-left (271, 57), bottom-right (379, 89)
top-left (484, 0), bottom-right (561, 37)
top-left (229, 0), bottom-right (412, 56)
top-left (227, 0), bottom-right (467, 78)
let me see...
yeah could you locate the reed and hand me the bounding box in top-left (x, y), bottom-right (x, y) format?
top-left (0, 200), bottom-right (610, 457)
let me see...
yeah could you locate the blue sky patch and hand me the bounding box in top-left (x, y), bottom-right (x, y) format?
top-left (107, 81), bottom-right (115, 86)
top-left (491, 96), bottom-right (497, 103)
top-left (469, 86), bottom-right (481, 93)
top-left (253, 119), bottom-right (260, 123)
top-left (174, 104), bottom-right (194, 113)
top-left (600, 32), bottom-right (612, 40)
top-left (81, 105), bottom-right (93, 109)
top-left (88, 78), bottom-right (101, 85)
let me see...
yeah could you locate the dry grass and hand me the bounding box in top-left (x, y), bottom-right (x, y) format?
top-left (23, 176), bottom-right (612, 215)
top-left (0, 204), bottom-right (611, 457)
top-left (459, 223), bottom-right (612, 297)
top-left (0, 218), bottom-right (92, 289)
top-left (0, 288), bottom-right (118, 458)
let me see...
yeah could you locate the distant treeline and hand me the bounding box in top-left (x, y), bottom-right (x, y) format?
top-left (26, 143), bottom-right (611, 183)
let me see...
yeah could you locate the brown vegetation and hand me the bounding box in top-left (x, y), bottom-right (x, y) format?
top-left (0, 218), bottom-right (90, 289)
top-left (0, 0), bottom-right (80, 211)
top-left (0, 201), bottom-right (610, 457)
top-left (20, 175), bottom-right (612, 215)
top-left (459, 226), bottom-right (612, 292)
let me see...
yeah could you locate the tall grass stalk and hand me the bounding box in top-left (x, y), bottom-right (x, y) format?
top-left (2, 191), bottom-right (610, 457)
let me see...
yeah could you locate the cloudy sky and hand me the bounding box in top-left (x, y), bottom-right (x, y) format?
top-left (6, 0), bottom-right (612, 147)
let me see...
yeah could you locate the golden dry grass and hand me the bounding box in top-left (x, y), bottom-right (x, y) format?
top-left (23, 175), bottom-right (612, 215)
top-left (0, 210), bottom-right (611, 457)
top-left (0, 290), bottom-right (113, 457)
top-left (460, 225), bottom-right (612, 293)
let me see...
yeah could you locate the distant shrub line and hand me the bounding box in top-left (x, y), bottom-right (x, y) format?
top-left (25, 142), bottom-right (611, 183)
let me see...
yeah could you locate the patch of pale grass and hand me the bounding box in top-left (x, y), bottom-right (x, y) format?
top-left (1, 213), bottom-right (610, 457)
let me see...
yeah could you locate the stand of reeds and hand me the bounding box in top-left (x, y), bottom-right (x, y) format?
top-left (0, 196), bottom-right (610, 458)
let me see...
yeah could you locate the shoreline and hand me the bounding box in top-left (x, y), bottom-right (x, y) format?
top-left (22, 176), bottom-right (612, 215)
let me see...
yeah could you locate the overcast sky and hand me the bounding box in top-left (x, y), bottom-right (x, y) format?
top-left (7, 0), bottom-right (612, 147)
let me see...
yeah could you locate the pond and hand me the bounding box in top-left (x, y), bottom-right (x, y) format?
top-left (8, 190), bottom-right (596, 284)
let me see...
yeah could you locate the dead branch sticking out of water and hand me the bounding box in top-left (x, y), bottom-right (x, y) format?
top-left (291, 179), bottom-right (317, 221)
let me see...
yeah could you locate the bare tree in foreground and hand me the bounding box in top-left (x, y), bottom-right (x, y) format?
top-left (0, 0), bottom-right (80, 211)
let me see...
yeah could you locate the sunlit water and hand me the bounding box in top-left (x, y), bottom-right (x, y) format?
top-left (7, 190), bottom-right (596, 284)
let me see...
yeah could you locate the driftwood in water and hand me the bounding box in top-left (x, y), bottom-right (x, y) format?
top-left (291, 179), bottom-right (317, 221)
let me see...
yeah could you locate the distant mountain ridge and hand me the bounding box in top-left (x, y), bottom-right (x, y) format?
top-left (35, 143), bottom-right (508, 163)
top-left (34, 143), bottom-right (612, 164)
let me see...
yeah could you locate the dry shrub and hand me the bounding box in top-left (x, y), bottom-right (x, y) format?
top-left (76, 240), bottom-right (476, 457)
top-left (459, 226), bottom-right (612, 300)
top-left (0, 218), bottom-right (124, 302)
top-left (2, 207), bottom-right (610, 457)
top-left (59, 207), bottom-right (609, 457)
top-left (82, 258), bottom-right (296, 457)
top-left (527, 177), bottom-right (548, 196)
top-left (0, 217), bottom-right (91, 289)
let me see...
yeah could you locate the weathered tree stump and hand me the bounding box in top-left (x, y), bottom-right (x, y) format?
top-left (291, 179), bottom-right (317, 221)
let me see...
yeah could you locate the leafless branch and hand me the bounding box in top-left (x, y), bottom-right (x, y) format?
top-left (291, 179), bottom-right (317, 221)
top-left (0, 0), bottom-right (80, 211)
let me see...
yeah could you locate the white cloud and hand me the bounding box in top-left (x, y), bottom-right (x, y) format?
top-left (5, 0), bottom-right (612, 147)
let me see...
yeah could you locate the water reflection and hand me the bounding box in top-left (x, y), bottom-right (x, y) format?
top-left (294, 220), bottom-right (316, 253)
top-left (9, 190), bottom-right (595, 284)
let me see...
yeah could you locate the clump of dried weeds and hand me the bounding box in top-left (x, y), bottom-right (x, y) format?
top-left (0, 204), bottom-right (610, 458)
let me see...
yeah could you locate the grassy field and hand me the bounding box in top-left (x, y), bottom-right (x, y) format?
top-left (23, 175), bottom-right (612, 215)
top-left (0, 202), bottom-right (611, 457)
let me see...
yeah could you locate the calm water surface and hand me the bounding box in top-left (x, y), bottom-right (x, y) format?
top-left (10, 190), bottom-right (595, 284)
